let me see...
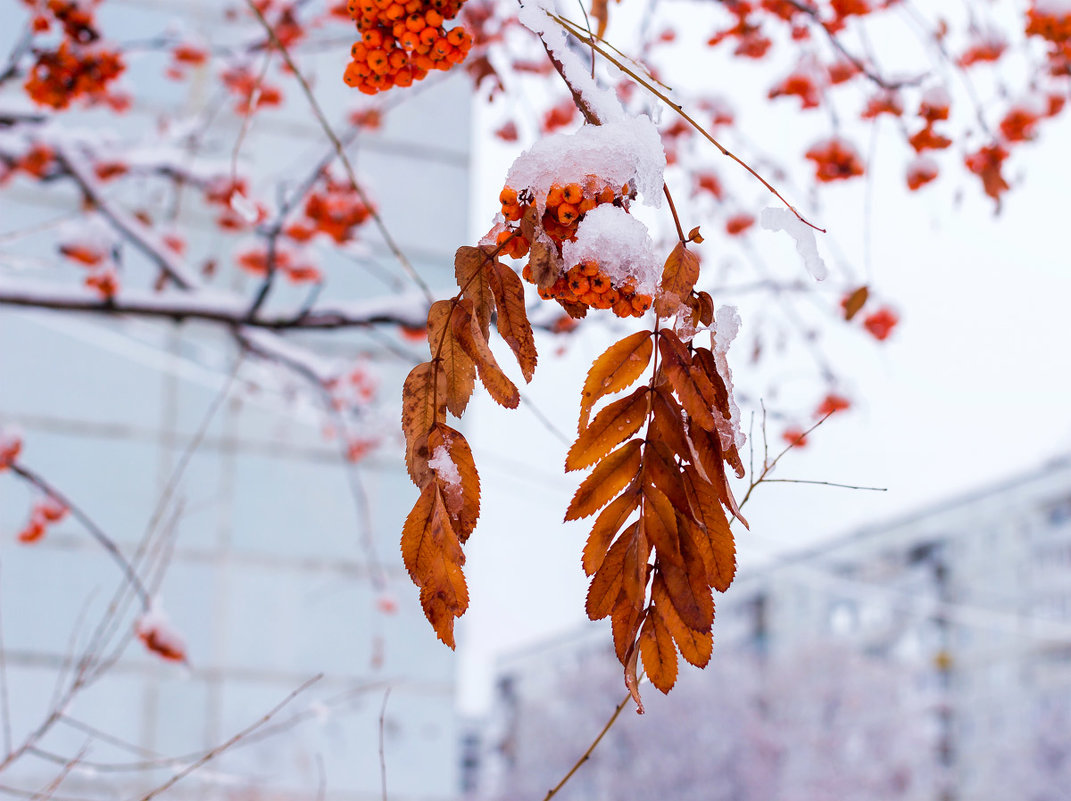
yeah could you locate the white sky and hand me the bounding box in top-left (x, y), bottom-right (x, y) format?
top-left (456, 0), bottom-right (1071, 714)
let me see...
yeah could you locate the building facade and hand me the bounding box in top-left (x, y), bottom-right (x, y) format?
top-left (1, 1), bottom-right (471, 798)
top-left (479, 457), bottom-right (1071, 801)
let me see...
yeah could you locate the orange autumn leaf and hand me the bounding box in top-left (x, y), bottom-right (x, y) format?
top-left (565, 439), bottom-right (643, 521)
top-left (578, 330), bottom-right (653, 430)
top-left (427, 300), bottom-right (476, 418)
top-left (639, 607), bottom-right (679, 693)
top-left (451, 302), bottom-right (520, 409)
top-left (488, 260), bottom-right (537, 382)
top-left (652, 574), bottom-right (713, 668)
top-left (401, 362), bottom-right (447, 484)
top-left (565, 387), bottom-right (649, 472)
top-left (654, 241), bottom-right (700, 317)
top-left (400, 482), bottom-right (468, 648)
top-left (453, 245), bottom-right (496, 337)
top-left (582, 484), bottom-right (641, 576)
top-left (427, 424), bottom-right (480, 543)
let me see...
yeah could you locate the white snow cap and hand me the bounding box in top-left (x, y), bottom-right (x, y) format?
top-left (759, 207), bottom-right (828, 281)
top-left (429, 444), bottom-right (461, 489)
top-left (561, 205), bottom-right (660, 294)
top-left (504, 117), bottom-right (666, 210)
top-left (517, 0), bottom-right (625, 125)
top-left (713, 305), bottom-right (746, 456)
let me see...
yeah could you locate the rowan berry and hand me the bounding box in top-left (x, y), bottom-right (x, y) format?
top-left (546, 184), bottom-right (565, 208)
top-left (562, 183), bottom-right (583, 204)
top-left (557, 203), bottom-right (579, 225)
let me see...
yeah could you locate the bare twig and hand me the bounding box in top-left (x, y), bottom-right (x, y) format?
top-left (761, 478), bottom-right (887, 491)
top-left (378, 688), bottom-right (392, 801)
top-left (8, 464), bottom-right (150, 609)
top-left (244, 0), bottom-right (432, 301)
top-left (542, 694), bottom-right (630, 801)
top-left (550, 13), bottom-right (825, 233)
top-left (136, 674), bottom-right (323, 801)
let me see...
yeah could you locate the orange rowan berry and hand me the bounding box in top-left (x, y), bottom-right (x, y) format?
top-left (399, 31), bottom-right (420, 49)
top-left (351, 42), bottom-right (368, 59)
top-left (447, 27), bottom-right (469, 47)
top-left (545, 184), bottom-right (564, 208)
top-left (592, 292), bottom-right (614, 309)
top-left (386, 3), bottom-right (406, 19)
top-left (597, 185), bottom-right (616, 204)
top-left (613, 299), bottom-right (633, 317)
top-left (562, 183), bottom-right (583, 204)
top-left (363, 28), bottom-right (383, 47)
top-left (419, 27), bottom-right (439, 46)
top-left (631, 294), bottom-right (652, 313)
top-left (557, 203), bottom-right (579, 225)
top-left (578, 197), bottom-right (596, 214)
top-left (568, 274), bottom-right (590, 295)
top-left (590, 274), bottom-right (610, 293)
top-left (522, 263), bottom-right (533, 282)
top-left (395, 68), bottom-right (413, 86)
top-left (426, 9), bottom-right (444, 26)
top-left (367, 49), bottom-right (390, 74)
top-left (580, 291), bottom-right (600, 306)
top-left (406, 13), bottom-right (426, 31)
top-left (389, 49), bottom-right (409, 69)
top-left (393, 21), bottom-right (408, 37)
top-left (500, 186), bottom-right (518, 206)
top-left (580, 261), bottom-right (600, 276)
top-left (538, 285), bottom-right (556, 300)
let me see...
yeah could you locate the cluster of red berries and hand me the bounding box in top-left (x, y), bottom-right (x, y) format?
top-left (496, 179), bottom-right (652, 318)
top-left (343, 0), bottom-right (472, 95)
top-left (1026, 2), bottom-right (1071, 43)
top-left (25, 41), bottom-right (123, 110)
top-left (18, 496), bottom-right (68, 544)
top-left (286, 179), bottom-right (374, 244)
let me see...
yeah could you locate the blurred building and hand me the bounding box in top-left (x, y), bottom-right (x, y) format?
top-left (475, 456), bottom-right (1071, 801)
top-left (0, 1), bottom-right (471, 798)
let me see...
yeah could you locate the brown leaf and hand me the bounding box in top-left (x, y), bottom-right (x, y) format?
top-left (427, 424), bottom-right (480, 543)
top-left (452, 304), bottom-right (520, 409)
top-left (655, 242), bottom-right (700, 317)
top-left (586, 525), bottom-right (633, 620)
top-left (566, 387), bottom-right (648, 472)
top-left (579, 331), bottom-right (654, 430)
top-left (658, 545), bottom-right (712, 633)
top-left (611, 596), bottom-right (645, 663)
top-left (641, 482), bottom-right (680, 561)
top-left (639, 608), bottom-right (679, 693)
top-left (688, 427), bottom-right (749, 529)
top-left (582, 485), bottom-right (641, 576)
top-left (643, 440), bottom-right (691, 516)
top-left (619, 521), bottom-right (651, 613)
top-left (426, 300), bottom-right (476, 418)
top-left (401, 362), bottom-right (446, 484)
top-left (696, 290), bottom-right (715, 326)
top-left (565, 439), bottom-right (643, 521)
top-left (658, 331), bottom-right (718, 432)
top-left (843, 285), bottom-right (869, 321)
top-left (521, 208), bottom-right (561, 291)
top-left (652, 574), bottom-right (713, 668)
top-left (454, 246), bottom-right (496, 338)
top-left (488, 260), bottom-right (537, 382)
top-left (400, 483), bottom-right (468, 648)
top-left (650, 387), bottom-right (690, 458)
top-left (558, 299), bottom-right (589, 319)
top-left (681, 466), bottom-right (737, 591)
top-left (624, 638), bottom-right (645, 714)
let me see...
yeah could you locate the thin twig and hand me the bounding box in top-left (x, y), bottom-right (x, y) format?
top-left (550, 13), bottom-right (825, 233)
top-left (761, 478), bottom-right (887, 491)
top-left (9, 465), bottom-right (150, 609)
top-left (136, 674), bottom-right (323, 801)
top-left (244, 0), bottom-right (432, 301)
top-left (378, 688), bottom-right (392, 801)
top-left (542, 694), bottom-right (630, 801)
